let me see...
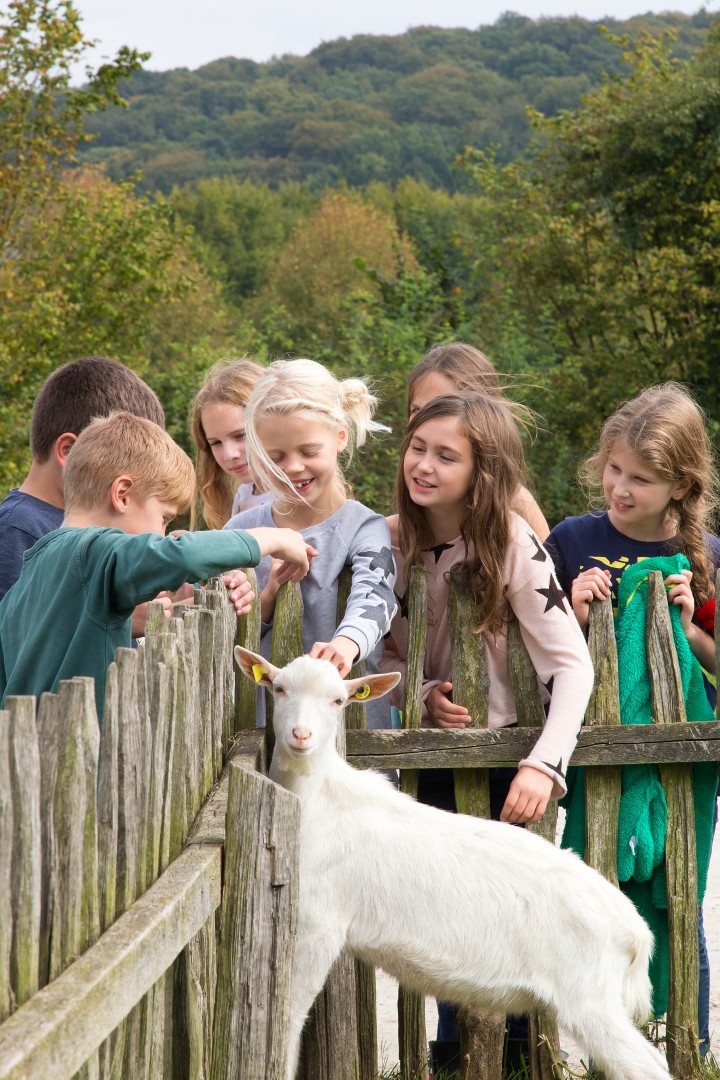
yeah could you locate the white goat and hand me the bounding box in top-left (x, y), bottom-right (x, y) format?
top-left (235, 647), bottom-right (672, 1080)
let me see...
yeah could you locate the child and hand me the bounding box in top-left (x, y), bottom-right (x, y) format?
top-left (407, 343), bottom-right (550, 540)
top-left (545, 381), bottom-right (720, 1057)
top-left (189, 357), bottom-right (272, 531)
top-left (0, 355), bottom-right (165, 601)
top-left (225, 358), bottom-right (397, 681)
top-left (0, 412), bottom-right (313, 723)
top-left (381, 392), bottom-right (594, 1071)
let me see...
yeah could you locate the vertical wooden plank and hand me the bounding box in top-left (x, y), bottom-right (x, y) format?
top-left (47, 679), bottom-right (100, 1080)
top-left (507, 616), bottom-right (562, 1080)
top-left (396, 566), bottom-right (429, 1080)
top-left (5, 697), bottom-right (41, 1010)
top-left (210, 763), bottom-right (299, 1080)
top-left (234, 569), bottom-right (262, 734)
top-left (97, 665), bottom-right (122, 1079)
top-left (267, 582), bottom-right (304, 759)
top-left (338, 566), bottom-right (376, 1080)
top-left (202, 584), bottom-right (230, 766)
top-left (584, 596), bottom-right (622, 886)
top-left (646, 572), bottom-right (700, 1080)
top-left (448, 574), bottom-right (505, 1080)
top-left (35, 691), bottom-right (61, 991)
top-left (196, 605), bottom-right (218, 795)
top-left (0, 711), bottom-right (13, 1023)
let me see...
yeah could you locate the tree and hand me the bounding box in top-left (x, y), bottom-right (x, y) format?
top-left (459, 22), bottom-right (720, 521)
top-left (0, 1), bottom-right (230, 493)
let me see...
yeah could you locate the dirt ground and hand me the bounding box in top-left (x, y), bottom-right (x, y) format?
top-left (375, 824), bottom-right (720, 1072)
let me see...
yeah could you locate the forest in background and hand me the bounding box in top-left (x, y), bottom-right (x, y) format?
top-left (79, 11), bottom-right (713, 192)
top-left (2, 1), bottom-right (720, 526)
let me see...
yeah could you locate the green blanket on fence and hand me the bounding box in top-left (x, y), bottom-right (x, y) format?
top-left (561, 553), bottom-right (718, 1016)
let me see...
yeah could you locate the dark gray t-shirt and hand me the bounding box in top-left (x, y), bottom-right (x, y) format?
top-left (0, 489), bottom-right (64, 600)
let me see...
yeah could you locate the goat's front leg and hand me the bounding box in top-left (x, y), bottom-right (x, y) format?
top-left (285, 920), bottom-right (347, 1080)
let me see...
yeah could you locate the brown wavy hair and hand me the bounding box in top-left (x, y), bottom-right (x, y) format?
top-left (189, 357), bottom-right (264, 530)
top-left (396, 393), bottom-right (526, 636)
top-left (407, 343), bottom-right (504, 414)
top-left (580, 382), bottom-right (720, 603)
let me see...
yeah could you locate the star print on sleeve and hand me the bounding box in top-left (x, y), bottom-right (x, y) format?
top-left (396, 589), bottom-right (409, 620)
top-left (529, 533), bottom-right (547, 562)
top-left (355, 547), bottom-right (396, 577)
top-left (535, 574), bottom-right (568, 614)
top-left (425, 541), bottom-right (455, 564)
top-left (541, 758), bottom-right (565, 779)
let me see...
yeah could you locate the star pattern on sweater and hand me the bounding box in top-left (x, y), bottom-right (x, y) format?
top-left (529, 533), bottom-right (547, 562)
top-left (535, 574), bottom-right (568, 615)
top-left (396, 589), bottom-right (409, 620)
top-left (355, 601), bottom-right (391, 630)
top-left (356, 546), bottom-right (396, 577)
top-left (423, 541), bottom-right (455, 564)
top-left (541, 758), bottom-right (565, 779)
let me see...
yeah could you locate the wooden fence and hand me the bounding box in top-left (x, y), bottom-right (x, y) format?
top-left (0, 568), bottom-right (716, 1080)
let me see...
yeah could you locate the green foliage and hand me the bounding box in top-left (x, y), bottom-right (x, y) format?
top-left (457, 24), bottom-right (720, 523)
top-left (0, 0), bottom-right (230, 495)
top-left (77, 14), bottom-right (711, 195)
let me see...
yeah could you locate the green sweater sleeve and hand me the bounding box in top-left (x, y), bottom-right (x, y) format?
top-left (83, 528), bottom-right (262, 615)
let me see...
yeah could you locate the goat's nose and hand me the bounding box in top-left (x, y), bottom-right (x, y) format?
top-left (292, 726), bottom-right (311, 744)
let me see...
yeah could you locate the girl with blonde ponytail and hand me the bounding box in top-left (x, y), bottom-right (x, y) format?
top-left (226, 359), bottom-right (397, 680)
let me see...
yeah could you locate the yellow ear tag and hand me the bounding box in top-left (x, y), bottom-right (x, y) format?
top-left (252, 664), bottom-right (267, 683)
top-left (355, 684), bottom-right (371, 700)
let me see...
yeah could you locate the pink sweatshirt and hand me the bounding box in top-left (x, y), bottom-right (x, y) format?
top-left (381, 513), bottom-right (594, 797)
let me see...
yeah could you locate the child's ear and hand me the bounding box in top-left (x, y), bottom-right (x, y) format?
top-left (110, 475), bottom-right (135, 513)
top-left (54, 432), bottom-right (77, 469)
top-left (336, 426), bottom-right (349, 453)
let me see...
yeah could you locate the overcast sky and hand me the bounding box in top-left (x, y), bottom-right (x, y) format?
top-left (72, 1), bottom-right (717, 74)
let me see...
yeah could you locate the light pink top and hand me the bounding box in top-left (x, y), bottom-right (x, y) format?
top-left (381, 513), bottom-right (594, 797)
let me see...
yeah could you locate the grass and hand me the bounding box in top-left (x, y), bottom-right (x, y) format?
top-left (377, 1049), bottom-right (720, 1079)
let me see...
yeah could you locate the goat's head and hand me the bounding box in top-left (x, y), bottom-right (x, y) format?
top-left (234, 647), bottom-right (400, 768)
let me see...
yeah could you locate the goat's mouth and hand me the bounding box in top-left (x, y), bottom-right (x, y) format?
top-left (287, 742), bottom-right (314, 755)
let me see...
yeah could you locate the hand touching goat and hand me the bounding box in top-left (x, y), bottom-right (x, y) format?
top-left (235, 647), bottom-right (671, 1080)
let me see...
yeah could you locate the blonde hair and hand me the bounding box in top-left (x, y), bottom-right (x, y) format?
top-left (396, 392), bottom-right (526, 637)
top-left (64, 412), bottom-right (196, 515)
top-left (189, 357), bottom-right (264, 530)
top-left (581, 382), bottom-right (720, 603)
top-left (407, 343), bottom-right (504, 413)
top-left (245, 359), bottom-right (389, 498)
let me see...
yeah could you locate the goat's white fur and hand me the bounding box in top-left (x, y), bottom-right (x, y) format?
top-left (235, 647), bottom-right (672, 1080)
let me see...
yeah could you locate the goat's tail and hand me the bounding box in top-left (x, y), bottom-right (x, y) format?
top-left (623, 918), bottom-right (655, 1024)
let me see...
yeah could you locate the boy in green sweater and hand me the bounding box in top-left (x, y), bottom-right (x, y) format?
top-left (0, 411), bottom-right (313, 721)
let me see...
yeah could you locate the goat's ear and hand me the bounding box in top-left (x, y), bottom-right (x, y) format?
top-left (345, 672), bottom-right (401, 702)
top-left (234, 646), bottom-right (278, 687)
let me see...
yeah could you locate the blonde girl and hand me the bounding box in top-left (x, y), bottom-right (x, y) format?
top-left (189, 357), bottom-right (269, 530)
top-left (407, 343), bottom-right (550, 539)
top-left (226, 359), bottom-right (397, 678)
top-left (545, 381), bottom-right (720, 1058)
top-left (546, 382), bottom-right (720, 673)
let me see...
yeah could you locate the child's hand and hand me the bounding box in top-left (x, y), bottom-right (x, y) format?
top-left (665, 570), bottom-right (694, 633)
top-left (222, 569), bottom-right (256, 616)
top-left (570, 568), bottom-right (612, 628)
top-left (249, 527), bottom-right (316, 582)
top-left (426, 682), bottom-right (470, 729)
top-left (666, 570), bottom-right (717, 675)
top-left (131, 592), bottom-right (173, 637)
top-left (310, 636), bottom-right (359, 676)
top-left (500, 766), bottom-right (554, 825)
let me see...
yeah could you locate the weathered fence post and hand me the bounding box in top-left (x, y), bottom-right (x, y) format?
top-left (507, 616), bottom-right (563, 1080)
top-left (448, 574), bottom-right (505, 1080)
top-left (338, 568), bottom-right (378, 1080)
top-left (646, 572), bottom-right (700, 1079)
top-left (211, 762), bottom-right (299, 1080)
top-left (398, 566), bottom-right (429, 1080)
top-left (0, 711), bottom-right (13, 1024)
top-left (5, 697), bottom-right (41, 1011)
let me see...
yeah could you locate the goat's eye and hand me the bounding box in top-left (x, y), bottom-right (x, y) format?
top-left (333, 697), bottom-right (343, 706)
top-left (275, 686), bottom-right (285, 695)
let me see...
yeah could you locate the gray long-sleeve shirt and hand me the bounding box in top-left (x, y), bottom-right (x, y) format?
top-left (225, 499), bottom-right (397, 661)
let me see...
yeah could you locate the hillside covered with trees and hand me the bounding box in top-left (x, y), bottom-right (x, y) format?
top-left (80, 11), bottom-right (713, 192)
